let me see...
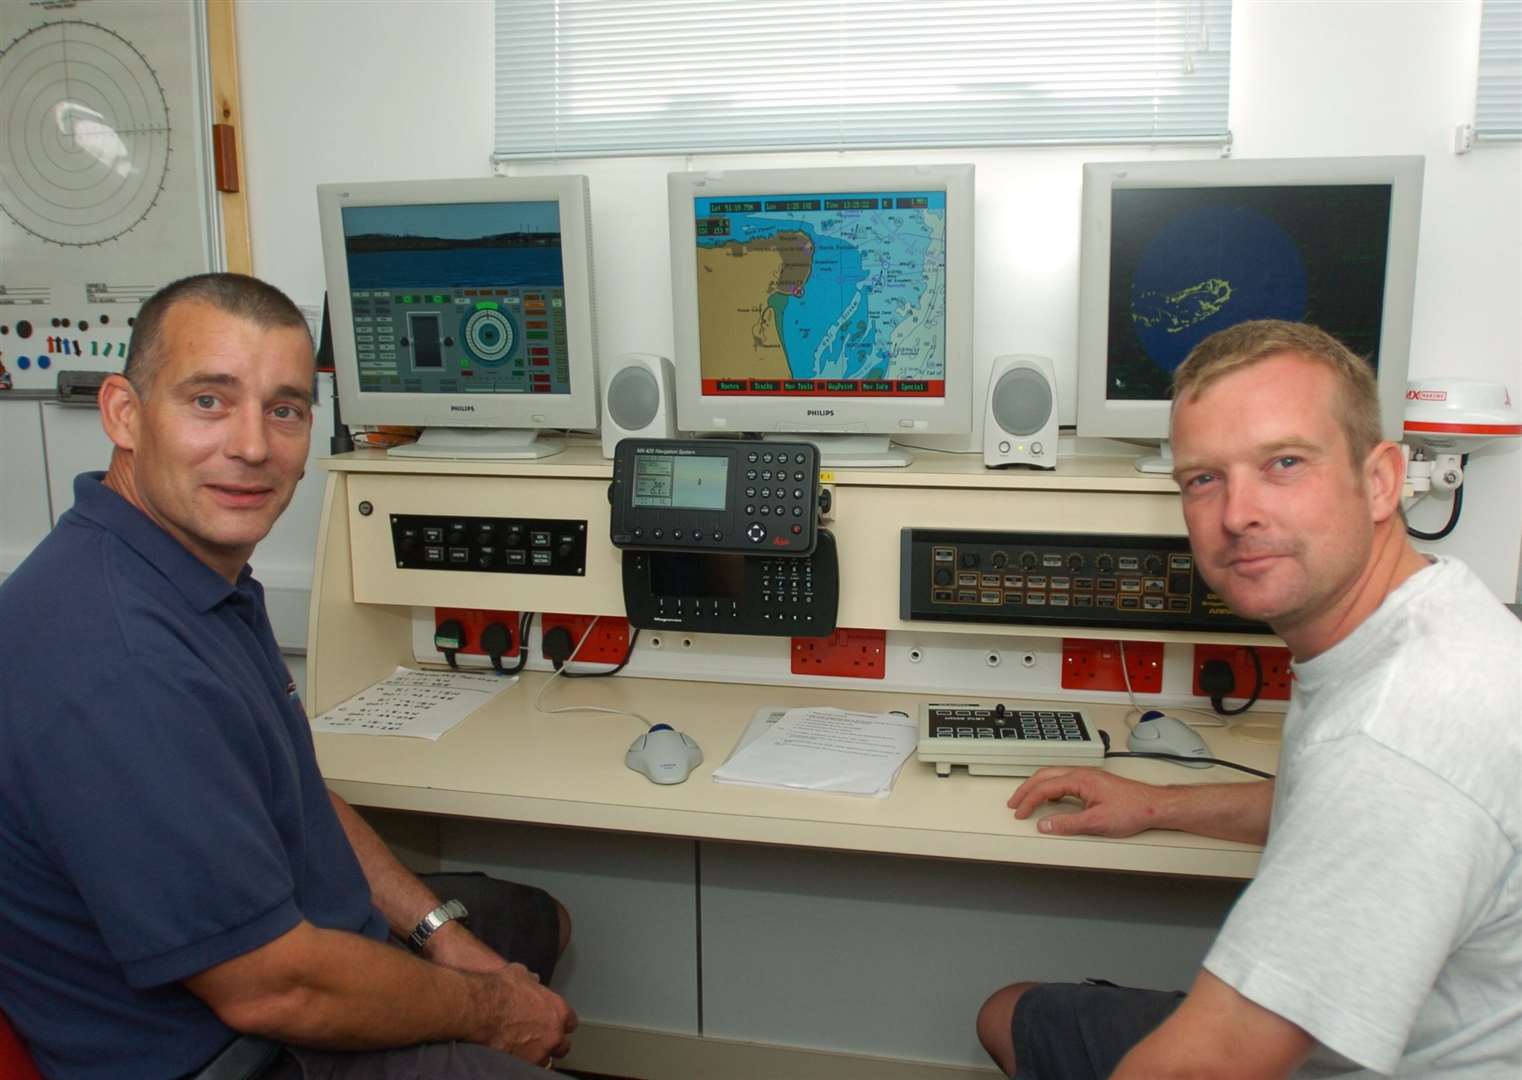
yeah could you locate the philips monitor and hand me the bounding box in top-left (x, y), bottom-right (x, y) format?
top-left (1075, 156), bottom-right (1423, 473)
top-left (668, 164), bottom-right (975, 467)
top-left (317, 176), bottom-right (599, 459)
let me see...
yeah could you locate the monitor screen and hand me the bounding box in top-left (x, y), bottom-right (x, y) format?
top-left (670, 164), bottom-right (975, 467)
top-left (1075, 157), bottom-right (1423, 466)
top-left (318, 176), bottom-right (599, 460)
top-left (339, 200), bottom-right (572, 397)
top-left (692, 189), bottom-right (948, 402)
top-left (1104, 184), bottom-right (1392, 402)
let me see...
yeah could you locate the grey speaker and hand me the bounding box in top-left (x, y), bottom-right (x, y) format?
top-left (601, 353), bottom-right (677, 457)
top-left (983, 354), bottom-right (1058, 469)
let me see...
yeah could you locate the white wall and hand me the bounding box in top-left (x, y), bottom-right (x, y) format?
top-left (235, 0), bottom-right (1522, 603)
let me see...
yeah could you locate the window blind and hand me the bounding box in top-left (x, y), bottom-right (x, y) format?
top-left (493, 1), bottom-right (1232, 159)
top-left (1476, 0), bottom-right (1522, 140)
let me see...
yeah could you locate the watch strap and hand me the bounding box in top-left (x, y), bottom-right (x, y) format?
top-left (406, 898), bottom-right (468, 952)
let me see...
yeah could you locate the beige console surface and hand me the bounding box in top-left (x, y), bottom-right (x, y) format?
top-left (316, 670), bottom-right (1274, 881)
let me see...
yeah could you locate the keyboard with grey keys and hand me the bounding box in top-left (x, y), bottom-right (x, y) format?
top-left (917, 701), bottom-right (1105, 777)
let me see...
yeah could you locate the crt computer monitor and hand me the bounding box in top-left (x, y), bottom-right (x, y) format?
top-left (668, 164), bottom-right (975, 467)
top-left (1074, 156), bottom-right (1424, 473)
top-left (317, 176), bottom-right (599, 460)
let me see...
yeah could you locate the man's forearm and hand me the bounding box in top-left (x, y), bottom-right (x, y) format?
top-left (327, 791), bottom-right (507, 971)
top-left (328, 791), bottom-right (439, 938)
top-left (187, 922), bottom-right (513, 1051)
top-left (1151, 780), bottom-right (1274, 845)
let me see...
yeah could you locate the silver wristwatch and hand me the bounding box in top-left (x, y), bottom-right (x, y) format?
top-left (407, 898), bottom-right (468, 952)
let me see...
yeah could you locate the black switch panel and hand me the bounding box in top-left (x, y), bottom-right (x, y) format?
top-left (900, 528), bottom-right (1267, 634)
top-left (391, 514), bottom-right (586, 576)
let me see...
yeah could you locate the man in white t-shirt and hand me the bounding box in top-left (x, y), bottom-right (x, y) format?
top-left (975, 320), bottom-right (1522, 1079)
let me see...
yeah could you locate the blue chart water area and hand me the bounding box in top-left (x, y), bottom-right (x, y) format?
top-left (706, 211), bottom-right (931, 381)
top-left (1130, 206), bottom-right (1308, 373)
top-left (346, 247), bottom-right (564, 290)
top-left (780, 233), bottom-right (874, 378)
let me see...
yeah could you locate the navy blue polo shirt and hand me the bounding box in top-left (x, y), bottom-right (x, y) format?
top-left (0, 473), bottom-right (386, 1079)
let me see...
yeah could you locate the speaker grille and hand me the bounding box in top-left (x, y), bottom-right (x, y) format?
top-left (607, 365), bottom-right (661, 430)
top-left (991, 366), bottom-right (1053, 437)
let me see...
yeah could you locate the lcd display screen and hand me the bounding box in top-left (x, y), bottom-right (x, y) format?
top-left (649, 553), bottom-right (746, 600)
top-left (632, 455), bottom-right (729, 510)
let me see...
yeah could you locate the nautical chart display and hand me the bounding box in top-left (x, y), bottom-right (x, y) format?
top-left (0, 0), bottom-right (214, 391)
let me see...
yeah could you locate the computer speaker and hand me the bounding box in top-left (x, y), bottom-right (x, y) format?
top-left (984, 354), bottom-right (1058, 469)
top-left (602, 353), bottom-right (677, 457)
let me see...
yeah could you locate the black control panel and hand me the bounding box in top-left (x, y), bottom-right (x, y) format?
top-left (609, 439), bottom-right (820, 555)
top-left (391, 514), bottom-right (586, 575)
top-left (622, 531), bottom-right (839, 637)
top-left (901, 529), bottom-right (1267, 634)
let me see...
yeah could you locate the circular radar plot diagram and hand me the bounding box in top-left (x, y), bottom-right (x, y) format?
top-left (0, 20), bottom-right (171, 246)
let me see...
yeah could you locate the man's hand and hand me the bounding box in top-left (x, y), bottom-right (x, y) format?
top-left (1009, 768), bottom-right (1276, 845)
top-left (1009, 767), bottom-right (1166, 837)
top-left (482, 963), bottom-right (578, 1064)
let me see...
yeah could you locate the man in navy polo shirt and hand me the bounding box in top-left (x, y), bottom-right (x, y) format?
top-left (0, 274), bottom-right (576, 1079)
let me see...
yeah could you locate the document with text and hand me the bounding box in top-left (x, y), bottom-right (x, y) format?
top-left (713, 706), bottom-right (917, 797)
top-left (309, 666), bottom-right (514, 741)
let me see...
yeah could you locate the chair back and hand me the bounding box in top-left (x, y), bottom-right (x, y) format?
top-left (0, 1007), bottom-right (43, 1080)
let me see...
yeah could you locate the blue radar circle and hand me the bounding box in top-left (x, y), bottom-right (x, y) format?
top-left (1130, 206), bottom-right (1307, 373)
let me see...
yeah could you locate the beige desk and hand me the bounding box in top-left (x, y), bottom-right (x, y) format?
top-left (317, 672), bottom-right (1272, 881)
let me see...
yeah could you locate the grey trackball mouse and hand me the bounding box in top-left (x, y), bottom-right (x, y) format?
top-left (1127, 711), bottom-right (1212, 768)
top-left (625, 724), bottom-right (703, 784)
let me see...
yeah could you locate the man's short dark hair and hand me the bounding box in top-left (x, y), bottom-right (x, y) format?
top-left (123, 273), bottom-right (311, 396)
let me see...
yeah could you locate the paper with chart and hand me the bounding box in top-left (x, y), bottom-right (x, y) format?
top-left (309, 667), bottom-right (514, 740)
top-left (713, 706), bottom-right (917, 797)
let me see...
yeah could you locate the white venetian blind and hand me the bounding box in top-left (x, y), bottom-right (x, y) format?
top-left (1476, 0), bottom-right (1522, 140)
top-left (493, 0), bottom-right (1232, 159)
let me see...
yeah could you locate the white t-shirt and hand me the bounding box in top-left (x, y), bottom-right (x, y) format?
top-left (1204, 557), bottom-right (1522, 1078)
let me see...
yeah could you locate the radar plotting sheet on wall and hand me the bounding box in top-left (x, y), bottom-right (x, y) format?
top-left (0, 0), bottom-right (215, 391)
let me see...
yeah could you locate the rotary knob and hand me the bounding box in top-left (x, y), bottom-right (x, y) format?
top-left (991, 551), bottom-right (1009, 569)
top-left (1145, 555), bottom-right (1164, 574)
top-left (1095, 554), bottom-right (1115, 573)
top-left (934, 567), bottom-right (953, 587)
top-left (1020, 552), bottom-right (1038, 570)
top-left (1068, 553), bottom-right (1084, 571)
top-left (960, 552), bottom-right (981, 569)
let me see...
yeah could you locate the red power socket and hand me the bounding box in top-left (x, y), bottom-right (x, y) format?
top-left (434, 608), bottom-right (522, 657)
top-left (1192, 643), bottom-right (1294, 701)
top-left (1060, 639), bottom-right (1164, 693)
top-left (541, 614), bottom-right (632, 665)
top-left (791, 628), bottom-right (887, 679)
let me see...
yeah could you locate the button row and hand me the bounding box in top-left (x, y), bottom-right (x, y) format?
top-left (746, 451), bottom-right (810, 465)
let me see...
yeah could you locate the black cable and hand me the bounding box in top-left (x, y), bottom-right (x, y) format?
top-left (499, 611), bottom-right (534, 675)
top-left (1105, 750), bottom-right (1275, 780)
top-left (479, 620), bottom-right (514, 676)
top-left (1213, 647), bottom-right (1263, 716)
top-left (1407, 453), bottom-right (1468, 542)
top-left (433, 618), bottom-right (464, 671)
top-left (561, 627), bottom-right (641, 678)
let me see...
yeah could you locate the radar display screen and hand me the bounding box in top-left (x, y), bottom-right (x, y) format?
top-left (1106, 185), bottom-right (1392, 401)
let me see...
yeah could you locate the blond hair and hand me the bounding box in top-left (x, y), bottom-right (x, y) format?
top-left (1171, 320), bottom-right (1383, 463)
